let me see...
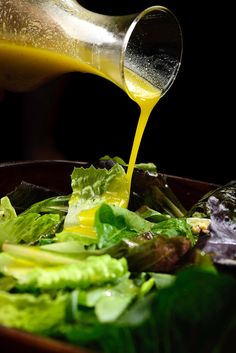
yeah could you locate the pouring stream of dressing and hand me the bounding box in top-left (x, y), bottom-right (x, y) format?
top-left (0, 41), bottom-right (161, 192)
top-left (124, 68), bottom-right (161, 189)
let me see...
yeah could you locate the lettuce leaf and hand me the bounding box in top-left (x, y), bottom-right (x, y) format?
top-left (151, 218), bottom-right (196, 245)
top-left (2, 254), bottom-right (128, 291)
top-left (69, 278), bottom-right (138, 323)
top-left (1, 243), bottom-right (82, 266)
top-left (0, 212), bottom-right (62, 248)
top-left (0, 196), bottom-right (17, 222)
top-left (0, 194), bottom-right (67, 248)
top-left (95, 204), bottom-right (196, 249)
top-left (100, 155), bottom-right (157, 174)
top-left (135, 205), bottom-right (170, 223)
top-left (22, 195), bottom-right (69, 215)
top-left (56, 267), bottom-right (236, 353)
top-left (0, 291), bottom-right (68, 334)
top-left (95, 203), bottom-right (153, 248)
top-left (58, 164), bottom-right (129, 241)
top-left (7, 181), bottom-right (62, 214)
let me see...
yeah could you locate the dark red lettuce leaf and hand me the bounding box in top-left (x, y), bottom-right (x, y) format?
top-left (192, 181), bottom-right (236, 266)
top-left (126, 235), bottom-right (191, 272)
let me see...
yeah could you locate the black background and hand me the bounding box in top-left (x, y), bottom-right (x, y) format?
top-left (0, 0), bottom-right (233, 185)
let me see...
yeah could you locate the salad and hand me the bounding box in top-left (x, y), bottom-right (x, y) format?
top-left (0, 158), bottom-right (235, 353)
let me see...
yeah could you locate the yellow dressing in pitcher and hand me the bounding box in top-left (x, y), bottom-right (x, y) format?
top-left (0, 41), bottom-right (104, 91)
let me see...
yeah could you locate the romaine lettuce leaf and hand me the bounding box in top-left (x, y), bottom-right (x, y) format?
top-left (22, 195), bottom-right (69, 215)
top-left (0, 196), bottom-right (17, 222)
top-left (40, 241), bottom-right (85, 254)
top-left (0, 212), bottom-right (62, 248)
top-left (2, 243), bottom-right (82, 266)
top-left (2, 254), bottom-right (128, 291)
top-left (0, 291), bottom-right (68, 334)
top-left (58, 164), bottom-right (129, 241)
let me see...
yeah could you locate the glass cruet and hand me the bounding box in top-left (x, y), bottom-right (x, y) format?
top-left (0, 0), bottom-right (183, 99)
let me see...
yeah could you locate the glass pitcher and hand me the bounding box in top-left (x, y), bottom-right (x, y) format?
top-left (0, 0), bottom-right (182, 100)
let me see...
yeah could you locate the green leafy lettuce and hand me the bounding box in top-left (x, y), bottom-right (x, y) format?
top-left (0, 162), bottom-right (230, 353)
top-left (0, 212), bottom-right (62, 248)
top-left (1, 253), bottom-right (128, 291)
top-left (0, 196), bottom-right (17, 222)
top-left (0, 291), bottom-right (68, 334)
top-left (57, 164), bottom-right (129, 242)
top-left (95, 203), bottom-right (196, 248)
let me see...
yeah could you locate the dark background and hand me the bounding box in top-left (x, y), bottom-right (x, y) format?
top-left (0, 0), bottom-right (233, 185)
